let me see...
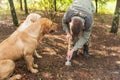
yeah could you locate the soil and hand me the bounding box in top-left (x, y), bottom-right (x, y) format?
top-left (0, 13), bottom-right (120, 80)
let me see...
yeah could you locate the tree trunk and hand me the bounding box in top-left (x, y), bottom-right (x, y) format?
top-left (54, 0), bottom-right (57, 11)
top-left (110, 0), bottom-right (120, 33)
top-left (95, 0), bottom-right (98, 13)
top-left (8, 0), bottom-right (18, 26)
top-left (20, 0), bottom-right (23, 11)
top-left (24, 0), bottom-right (28, 14)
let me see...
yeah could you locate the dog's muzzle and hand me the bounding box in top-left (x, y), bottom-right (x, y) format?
top-left (50, 30), bottom-right (55, 34)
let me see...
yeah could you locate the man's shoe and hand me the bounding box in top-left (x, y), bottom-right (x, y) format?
top-left (83, 44), bottom-right (90, 58)
top-left (84, 51), bottom-right (90, 58)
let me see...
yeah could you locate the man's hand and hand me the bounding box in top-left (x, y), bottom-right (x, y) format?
top-left (66, 49), bottom-right (74, 60)
top-left (66, 32), bottom-right (72, 41)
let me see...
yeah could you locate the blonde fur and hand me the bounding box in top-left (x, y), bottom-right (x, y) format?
top-left (0, 18), bottom-right (57, 80)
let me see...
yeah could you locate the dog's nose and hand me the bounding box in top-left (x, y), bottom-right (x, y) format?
top-left (50, 30), bottom-right (55, 33)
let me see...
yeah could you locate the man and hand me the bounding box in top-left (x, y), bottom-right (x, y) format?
top-left (62, 0), bottom-right (95, 60)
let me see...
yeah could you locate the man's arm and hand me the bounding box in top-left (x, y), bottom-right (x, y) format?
top-left (73, 26), bottom-right (93, 51)
top-left (62, 12), bottom-right (69, 33)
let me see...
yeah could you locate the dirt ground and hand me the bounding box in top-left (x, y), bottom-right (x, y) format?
top-left (0, 13), bottom-right (120, 80)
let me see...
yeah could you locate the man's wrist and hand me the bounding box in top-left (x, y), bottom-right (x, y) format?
top-left (66, 32), bottom-right (70, 35)
top-left (71, 48), bottom-right (74, 52)
top-left (73, 47), bottom-right (77, 52)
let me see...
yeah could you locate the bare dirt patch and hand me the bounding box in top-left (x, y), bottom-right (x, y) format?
top-left (0, 13), bottom-right (120, 80)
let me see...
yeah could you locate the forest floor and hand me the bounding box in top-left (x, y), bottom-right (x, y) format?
top-left (0, 12), bottom-right (120, 80)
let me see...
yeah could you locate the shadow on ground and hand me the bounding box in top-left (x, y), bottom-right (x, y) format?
top-left (0, 13), bottom-right (120, 80)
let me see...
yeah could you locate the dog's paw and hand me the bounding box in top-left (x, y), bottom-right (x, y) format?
top-left (33, 64), bottom-right (38, 68)
top-left (31, 69), bottom-right (38, 73)
top-left (15, 74), bottom-right (22, 79)
top-left (9, 74), bottom-right (22, 80)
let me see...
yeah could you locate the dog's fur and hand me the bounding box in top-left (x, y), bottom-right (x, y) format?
top-left (18, 13), bottom-right (41, 31)
top-left (18, 13), bottom-right (42, 58)
top-left (0, 18), bottom-right (57, 80)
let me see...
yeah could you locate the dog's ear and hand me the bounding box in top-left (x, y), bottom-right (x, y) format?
top-left (47, 19), bottom-right (53, 27)
top-left (42, 18), bottom-right (57, 34)
top-left (47, 20), bottom-right (57, 30)
top-left (41, 19), bottom-right (51, 34)
top-left (52, 22), bottom-right (58, 27)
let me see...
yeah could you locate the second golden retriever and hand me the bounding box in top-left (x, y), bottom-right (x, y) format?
top-left (0, 18), bottom-right (57, 80)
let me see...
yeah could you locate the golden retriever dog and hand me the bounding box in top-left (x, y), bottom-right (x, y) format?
top-left (0, 18), bottom-right (57, 80)
top-left (18, 13), bottom-right (42, 58)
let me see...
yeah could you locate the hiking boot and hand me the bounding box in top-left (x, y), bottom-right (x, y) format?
top-left (83, 44), bottom-right (90, 58)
